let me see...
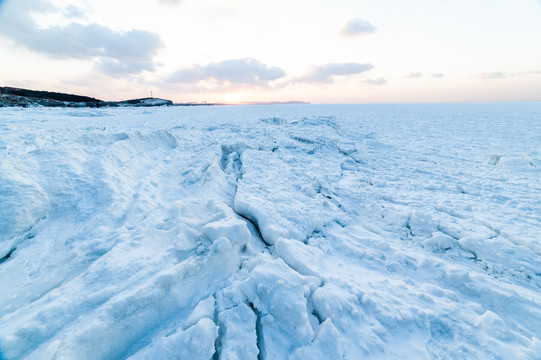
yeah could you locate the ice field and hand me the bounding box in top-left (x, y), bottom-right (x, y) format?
top-left (0, 103), bottom-right (540, 359)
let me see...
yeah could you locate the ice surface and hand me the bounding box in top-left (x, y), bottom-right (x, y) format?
top-left (0, 103), bottom-right (540, 359)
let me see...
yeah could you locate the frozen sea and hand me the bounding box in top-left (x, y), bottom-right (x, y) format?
top-left (0, 103), bottom-right (540, 359)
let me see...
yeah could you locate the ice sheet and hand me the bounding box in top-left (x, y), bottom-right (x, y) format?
top-left (0, 103), bottom-right (540, 359)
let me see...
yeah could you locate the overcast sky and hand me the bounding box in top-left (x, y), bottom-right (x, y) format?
top-left (1, 0), bottom-right (540, 103)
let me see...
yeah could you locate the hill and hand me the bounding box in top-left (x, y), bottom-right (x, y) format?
top-left (0, 86), bottom-right (173, 107)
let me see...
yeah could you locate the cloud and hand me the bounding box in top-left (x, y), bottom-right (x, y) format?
top-left (478, 72), bottom-right (506, 79)
top-left (511, 70), bottom-right (541, 77)
top-left (432, 73), bottom-right (444, 78)
top-left (364, 77), bottom-right (387, 86)
top-left (340, 18), bottom-right (376, 37)
top-left (405, 72), bottom-right (422, 78)
top-left (167, 58), bottom-right (286, 86)
top-left (63, 4), bottom-right (88, 19)
top-left (0, 0), bottom-right (163, 76)
top-left (295, 63), bottom-right (374, 83)
top-left (13, 23), bottom-right (162, 62)
top-left (96, 58), bottom-right (158, 76)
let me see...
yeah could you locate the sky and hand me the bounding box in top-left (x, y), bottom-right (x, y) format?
top-left (1, 0), bottom-right (541, 104)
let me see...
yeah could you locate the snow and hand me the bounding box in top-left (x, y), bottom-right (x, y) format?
top-left (0, 103), bottom-right (540, 359)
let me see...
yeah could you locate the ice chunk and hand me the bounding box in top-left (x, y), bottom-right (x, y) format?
top-left (290, 319), bottom-right (343, 360)
top-left (422, 232), bottom-right (456, 252)
top-left (275, 237), bottom-right (323, 277)
top-left (217, 304), bottom-right (259, 360)
top-left (408, 210), bottom-right (438, 237)
top-left (202, 218), bottom-right (251, 246)
top-left (184, 297), bottom-right (215, 330)
top-left (310, 283), bottom-right (385, 356)
top-left (216, 255), bottom-right (314, 358)
top-left (128, 318), bottom-right (217, 360)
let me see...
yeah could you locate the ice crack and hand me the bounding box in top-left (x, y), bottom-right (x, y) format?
top-left (0, 247), bottom-right (15, 265)
top-left (249, 302), bottom-right (266, 360)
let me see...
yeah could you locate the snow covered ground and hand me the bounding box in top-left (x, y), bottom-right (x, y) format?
top-left (0, 103), bottom-right (540, 359)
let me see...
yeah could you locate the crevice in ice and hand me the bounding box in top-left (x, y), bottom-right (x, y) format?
top-left (223, 146), bottom-right (272, 249)
top-left (436, 225), bottom-right (459, 240)
top-left (291, 135), bottom-right (317, 145)
top-left (405, 215), bottom-right (414, 238)
top-left (459, 248), bottom-right (489, 271)
top-left (248, 302), bottom-right (266, 360)
top-left (212, 298), bottom-right (222, 360)
top-left (311, 309), bottom-right (324, 325)
top-left (433, 206), bottom-right (466, 220)
top-left (0, 247), bottom-right (15, 265)
top-left (8, 216), bottom-right (46, 257)
top-left (304, 230), bottom-right (321, 245)
top-left (235, 212), bottom-right (271, 247)
top-left (319, 190), bottom-right (347, 213)
top-left (339, 149), bottom-right (366, 170)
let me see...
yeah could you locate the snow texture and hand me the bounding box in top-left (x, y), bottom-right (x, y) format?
top-left (0, 103), bottom-right (540, 359)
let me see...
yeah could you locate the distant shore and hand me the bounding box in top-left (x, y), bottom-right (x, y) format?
top-left (0, 86), bottom-right (175, 108)
top-left (0, 86), bottom-right (310, 108)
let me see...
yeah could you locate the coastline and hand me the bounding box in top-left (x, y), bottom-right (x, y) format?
top-left (0, 86), bottom-right (173, 108)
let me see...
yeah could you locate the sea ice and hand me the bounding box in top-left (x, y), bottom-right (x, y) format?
top-left (0, 103), bottom-right (540, 359)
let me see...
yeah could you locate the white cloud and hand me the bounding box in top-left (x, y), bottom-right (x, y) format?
top-left (405, 72), bottom-right (422, 78)
top-left (340, 18), bottom-right (376, 38)
top-left (167, 58), bottom-right (286, 86)
top-left (432, 73), bottom-right (444, 78)
top-left (478, 72), bottom-right (506, 79)
top-left (364, 77), bottom-right (387, 86)
top-left (295, 63), bottom-right (374, 83)
top-left (0, 0), bottom-right (163, 76)
top-left (96, 58), bottom-right (158, 76)
top-left (511, 70), bottom-right (541, 77)
top-left (63, 4), bottom-right (88, 19)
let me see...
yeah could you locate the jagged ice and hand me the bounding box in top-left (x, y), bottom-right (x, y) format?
top-left (0, 103), bottom-right (540, 359)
